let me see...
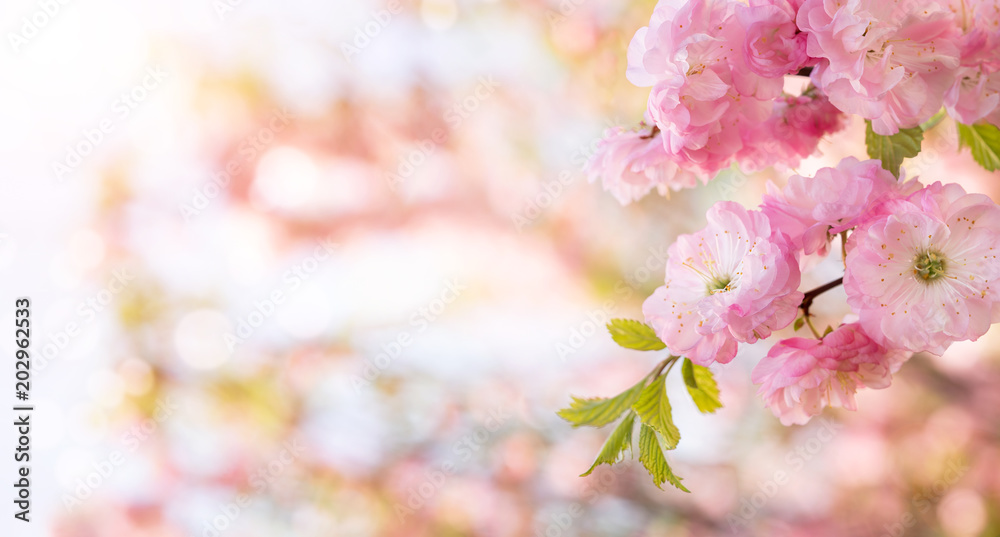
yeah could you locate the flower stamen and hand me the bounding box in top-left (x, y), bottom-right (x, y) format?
top-left (707, 275), bottom-right (733, 294)
top-left (913, 250), bottom-right (947, 282)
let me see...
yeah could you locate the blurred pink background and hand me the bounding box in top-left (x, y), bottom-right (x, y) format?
top-left (1, 0), bottom-right (999, 536)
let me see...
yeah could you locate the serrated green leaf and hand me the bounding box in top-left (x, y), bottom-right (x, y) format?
top-left (793, 317), bottom-right (805, 332)
top-left (632, 374), bottom-right (680, 448)
top-left (681, 358), bottom-right (723, 414)
top-left (558, 377), bottom-right (647, 428)
top-left (865, 121), bottom-right (923, 177)
top-left (607, 319), bottom-right (666, 351)
top-left (957, 122), bottom-right (1000, 172)
top-left (638, 424), bottom-right (689, 492)
top-left (581, 411), bottom-right (636, 476)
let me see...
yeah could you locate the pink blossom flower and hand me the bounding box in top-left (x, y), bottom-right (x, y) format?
top-left (798, 0), bottom-right (961, 134)
top-left (626, 0), bottom-right (734, 89)
top-left (739, 90), bottom-right (846, 173)
top-left (761, 157), bottom-right (913, 256)
top-left (644, 69), bottom-right (754, 177)
top-left (945, 66), bottom-right (1000, 125)
top-left (736, 0), bottom-right (809, 79)
top-left (844, 182), bottom-right (1000, 354)
top-left (943, 23), bottom-right (1000, 124)
top-left (752, 323), bottom-right (911, 425)
top-left (643, 201), bottom-right (803, 365)
top-left (584, 126), bottom-right (700, 205)
top-left (626, 0), bottom-right (783, 179)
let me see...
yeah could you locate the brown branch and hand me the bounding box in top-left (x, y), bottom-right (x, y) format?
top-left (640, 124), bottom-right (660, 140)
top-left (799, 277), bottom-right (844, 317)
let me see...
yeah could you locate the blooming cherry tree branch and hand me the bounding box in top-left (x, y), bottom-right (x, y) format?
top-left (561, 0), bottom-right (1000, 493)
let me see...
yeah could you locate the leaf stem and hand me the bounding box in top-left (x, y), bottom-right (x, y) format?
top-left (663, 356), bottom-right (680, 377)
top-left (650, 355), bottom-right (679, 380)
top-left (804, 315), bottom-right (822, 339)
top-left (920, 108), bottom-right (947, 132)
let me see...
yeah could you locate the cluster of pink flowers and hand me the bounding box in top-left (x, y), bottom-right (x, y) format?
top-left (643, 158), bottom-right (1000, 424)
top-left (587, 0), bottom-right (1000, 205)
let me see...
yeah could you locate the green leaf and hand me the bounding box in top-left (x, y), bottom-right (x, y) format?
top-left (558, 377), bottom-right (647, 428)
top-left (581, 411), bottom-right (636, 476)
top-left (638, 424), bottom-right (689, 492)
top-left (957, 122), bottom-right (1000, 172)
top-left (793, 317), bottom-right (805, 332)
top-left (632, 374), bottom-right (680, 448)
top-left (865, 120), bottom-right (923, 177)
top-left (607, 319), bottom-right (666, 351)
top-left (823, 325), bottom-right (834, 337)
top-left (681, 358), bottom-right (723, 414)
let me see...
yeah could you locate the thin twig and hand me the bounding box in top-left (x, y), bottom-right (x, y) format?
top-left (840, 230), bottom-right (848, 269)
top-left (798, 277), bottom-right (844, 339)
top-left (640, 124), bottom-right (660, 140)
top-left (800, 277), bottom-right (844, 313)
